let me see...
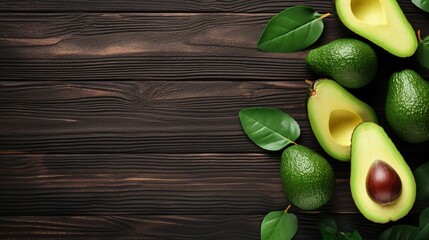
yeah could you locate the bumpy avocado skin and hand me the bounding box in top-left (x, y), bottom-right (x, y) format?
top-left (305, 38), bottom-right (378, 89)
top-left (385, 69), bottom-right (429, 143)
top-left (280, 145), bottom-right (335, 210)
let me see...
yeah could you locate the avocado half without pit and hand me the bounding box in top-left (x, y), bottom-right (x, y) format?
top-left (351, 122), bottom-right (416, 223)
top-left (335, 0), bottom-right (418, 57)
top-left (306, 79), bottom-right (377, 161)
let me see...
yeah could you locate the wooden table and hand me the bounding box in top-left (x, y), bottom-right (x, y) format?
top-left (1, 0), bottom-right (428, 239)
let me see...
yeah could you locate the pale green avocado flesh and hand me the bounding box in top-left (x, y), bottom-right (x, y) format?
top-left (350, 122), bottom-right (416, 223)
top-left (335, 0), bottom-right (418, 57)
top-left (307, 79), bottom-right (377, 161)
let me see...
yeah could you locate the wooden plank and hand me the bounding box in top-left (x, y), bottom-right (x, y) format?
top-left (0, 0), bottom-right (422, 14)
top-left (1, 153), bottom-right (427, 215)
top-left (1, 81), bottom-right (428, 154)
top-left (0, 0), bottom-right (330, 13)
top-left (0, 80), bottom-right (313, 153)
top-left (1, 13), bottom-right (428, 80)
top-left (1, 152), bottom-right (425, 181)
top-left (0, 213), bottom-right (420, 240)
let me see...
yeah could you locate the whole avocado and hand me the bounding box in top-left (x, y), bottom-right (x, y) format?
top-left (305, 38), bottom-right (378, 89)
top-left (385, 69), bottom-right (429, 143)
top-left (280, 144), bottom-right (335, 210)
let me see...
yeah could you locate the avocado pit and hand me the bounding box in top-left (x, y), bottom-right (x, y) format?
top-left (366, 160), bottom-right (402, 204)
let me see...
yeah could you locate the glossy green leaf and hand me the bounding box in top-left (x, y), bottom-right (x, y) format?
top-left (419, 207), bottom-right (429, 228)
top-left (239, 107), bottom-right (300, 151)
top-left (378, 225), bottom-right (419, 240)
top-left (341, 230), bottom-right (362, 240)
top-left (413, 161), bottom-right (429, 200)
top-left (317, 214), bottom-right (338, 238)
top-left (412, 0), bottom-right (429, 12)
top-left (416, 32), bottom-right (429, 69)
top-left (261, 209), bottom-right (298, 240)
top-left (317, 215), bottom-right (362, 240)
top-left (416, 223), bottom-right (429, 240)
top-left (257, 5), bottom-right (329, 53)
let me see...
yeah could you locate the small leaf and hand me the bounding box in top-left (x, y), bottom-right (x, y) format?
top-left (413, 161), bottom-right (429, 200)
top-left (317, 214), bottom-right (338, 238)
top-left (261, 207), bottom-right (298, 240)
top-left (419, 207), bottom-right (429, 228)
top-left (239, 107), bottom-right (300, 151)
top-left (416, 223), bottom-right (429, 240)
top-left (341, 230), bottom-right (362, 240)
top-left (257, 5), bottom-right (329, 53)
top-left (416, 30), bottom-right (429, 69)
top-left (318, 214), bottom-right (362, 240)
top-left (378, 225), bottom-right (419, 240)
top-left (412, 0), bottom-right (429, 12)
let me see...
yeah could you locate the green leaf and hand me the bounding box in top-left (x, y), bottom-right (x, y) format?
top-left (378, 225), bottom-right (419, 240)
top-left (412, 0), bottom-right (429, 12)
top-left (341, 230), bottom-right (362, 240)
top-left (413, 161), bottom-right (429, 200)
top-left (419, 207), bottom-right (429, 228)
top-left (239, 107), bottom-right (300, 151)
top-left (317, 214), bottom-right (338, 238)
top-left (257, 5), bottom-right (329, 53)
top-left (416, 31), bottom-right (429, 69)
top-left (416, 223), bottom-right (429, 240)
top-left (261, 208), bottom-right (298, 240)
top-left (317, 215), bottom-right (362, 240)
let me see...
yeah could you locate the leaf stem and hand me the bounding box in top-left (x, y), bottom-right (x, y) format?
top-left (319, 13), bottom-right (331, 19)
top-left (418, 29), bottom-right (422, 42)
top-left (285, 204), bottom-right (292, 213)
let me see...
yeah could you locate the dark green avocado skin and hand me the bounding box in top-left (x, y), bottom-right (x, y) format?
top-left (385, 69), bottom-right (429, 143)
top-left (305, 38), bottom-right (378, 89)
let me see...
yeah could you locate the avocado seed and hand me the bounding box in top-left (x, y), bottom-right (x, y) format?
top-left (366, 160), bottom-right (402, 204)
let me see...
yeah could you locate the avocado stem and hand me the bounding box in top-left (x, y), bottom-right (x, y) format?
top-left (417, 30), bottom-right (422, 42)
top-left (305, 80), bottom-right (317, 96)
top-left (305, 79), bottom-right (314, 86)
top-left (285, 204), bottom-right (292, 213)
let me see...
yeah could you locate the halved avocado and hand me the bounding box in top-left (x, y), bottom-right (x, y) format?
top-left (335, 0), bottom-right (418, 57)
top-left (350, 122), bottom-right (416, 223)
top-left (307, 79), bottom-right (377, 161)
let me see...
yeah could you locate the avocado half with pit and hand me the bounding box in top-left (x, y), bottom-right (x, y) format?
top-left (335, 0), bottom-right (418, 57)
top-left (350, 122), bottom-right (416, 223)
top-left (306, 79), bottom-right (377, 161)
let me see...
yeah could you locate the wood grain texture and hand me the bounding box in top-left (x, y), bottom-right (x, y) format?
top-left (0, 80), bottom-right (314, 153)
top-left (1, 0), bottom-right (429, 239)
top-left (1, 213), bottom-right (416, 240)
top-left (1, 81), bottom-right (428, 154)
top-left (0, 0), bottom-right (423, 14)
top-left (1, 153), bottom-right (428, 215)
top-left (1, 13), bottom-right (428, 80)
top-left (0, 152), bottom-right (332, 215)
top-left (0, 0), bottom-right (330, 13)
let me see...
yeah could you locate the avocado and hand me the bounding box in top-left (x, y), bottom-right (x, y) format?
top-left (335, 0), bottom-right (418, 57)
top-left (385, 69), bottom-right (429, 143)
top-left (350, 122), bottom-right (416, 223)
top-left (306, 38), bottom-right (378, 89)
top-left (306, 79), bottom-right (378, 161)
top-left (280, 144), bottom-right (335, 210)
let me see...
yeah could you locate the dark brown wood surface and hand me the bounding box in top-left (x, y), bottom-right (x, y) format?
top-left (1, 0), bottom-right (428, 239)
